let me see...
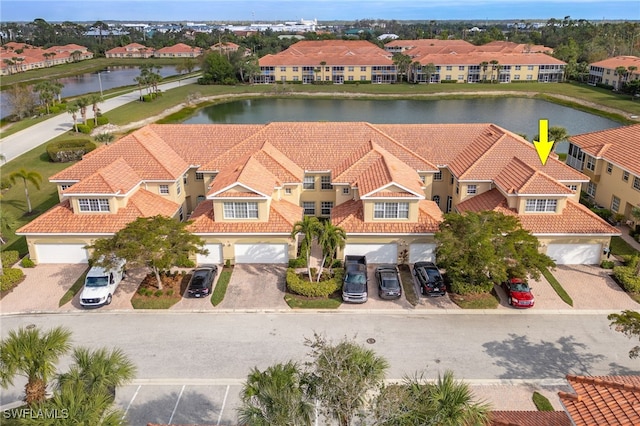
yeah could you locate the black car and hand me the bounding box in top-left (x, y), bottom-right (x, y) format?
top-left (375, 264), bottom-right (402, 300)
top-left (413, 261), bottom-right (446, 297)
top-left (186, 266), bottom-right (218, 298)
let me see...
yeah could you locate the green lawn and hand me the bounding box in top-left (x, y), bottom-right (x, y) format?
top-left (59, 267), bottom-right (90, 307)
top-left (541, 267), bottom-right (574, 306)
top-left (449, 291), bottom-right (500, 309)
top-left (211, 267), bottom-right (233, 306)
top-left (284, 292), bottom-right (342, 309)
top-left (610, 236), bottom-right (640, 257)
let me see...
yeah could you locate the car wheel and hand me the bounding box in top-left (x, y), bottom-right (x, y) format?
top-left (420, 286), bottom-right (424, 295)
top-left (106, 294), bottom-right (112, 305)
top-left (508, 297), bottom-right (513, 306)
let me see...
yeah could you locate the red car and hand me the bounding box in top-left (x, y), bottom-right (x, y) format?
top-left (502, 278), bottom-right (534, 308)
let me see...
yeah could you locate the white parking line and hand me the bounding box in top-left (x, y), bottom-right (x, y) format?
top-left (168, 384), bottom-right (185, 424)
top-left (122, 385), bottom-right (141, 419)
top-left (217, 385), bottom-right (230, 426)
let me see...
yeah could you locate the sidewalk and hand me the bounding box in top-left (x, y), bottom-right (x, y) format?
top-left (0, 76), bottom-right (199, 163)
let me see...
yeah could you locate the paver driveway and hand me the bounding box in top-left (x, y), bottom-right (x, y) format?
top-left (217, 264), bottom-right (288, 309)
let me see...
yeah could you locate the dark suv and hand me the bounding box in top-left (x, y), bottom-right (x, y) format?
top-left (186, 266), bottom-right (218, 298)
top-left (413, 261), bottom-right (446, 297)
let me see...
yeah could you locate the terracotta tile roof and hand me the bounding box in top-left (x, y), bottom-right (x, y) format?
top-left (456, 189), bottom-right (620, 235)
top-left (259, 40), bottom-right (393, 66)
top-left (213, 191), bottom-right (264, 197)
top-left (208, 156), bottom-right (277, 197)
top-left (568, 124), bottom-right (640, 176)
top-left (356, 143), bottom-right (424, 197)
top-left (253, 142), bottom-right (305, 182)
top-left (187, 199), bottom-right (302, 234)
top-left (590, 55), bottom-right (640, 72)
top-left (412, 51), bottom-right (565, 66)
top-left (559, 375), bottom-right (640, 426)
top-left (490, 410), bottom-right (570, 426)
top-left (154, 43), bottom-right (202, 55)
top-left (62, 158), bottom-right (141, 195)
top-left (331, 199), bottom-right (441, 234)
top-left (385, 39), bottom-right (475, 49)
top-left (17, 189), bottom-right (179, 235)
top-left (368, 191), bottom-right (417, 197)
top-left (494, 158), bottom-right (574, 195)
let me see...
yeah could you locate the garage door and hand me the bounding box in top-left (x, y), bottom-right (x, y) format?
top-left (197, 244), bottom-right (223, 265)
top-left (344, 244), bottom-right (397, 264)
top-left (35, 243), bottom-right (89, 264)
top-left (546, 244), bottom-right (601, 264)
top-left (409, 243), bottom-right (436, 263)
top-left (235, 244), bottom-right (288, 264)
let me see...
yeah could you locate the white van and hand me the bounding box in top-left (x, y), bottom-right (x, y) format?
top-left (80, 258), bottom-right (126, 307)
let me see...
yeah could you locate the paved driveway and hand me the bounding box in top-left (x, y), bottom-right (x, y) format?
top-left (217, 264), bottom-right (288, 310)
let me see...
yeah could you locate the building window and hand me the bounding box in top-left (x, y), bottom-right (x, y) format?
top-left (285, 188), bottom-right (292, 195)
top-left (446, 66), bottom-right (452, 71)
top-left (360, 76), bottom-right (366, 81)
top-left (434, 171), bottom-right (442, 181)
top-left (420, 175), bottom-right (426, 184)
top-left (585, 155), bottom-right (595, 171)
top-left (293, 76), bottom-right (299, 81)
top-left (195, 172), bottom-right (204, 181)
top-left (176, 180), bottom-right (182, 195)
top-left (79, 198), bottom-right (110, 212)
top-left (374, 202), bottom-right (409, 219)
top-left (525, 199), bottom-right (557, 212)
top-left (361, 66), bottom-right (366, 71)
top-left (514, 75), bottom-right (520, 80)
top-left (60, 184), bottom-right (73, 190)
top-left (458, 66), bottom-right (465, 71)
top-left (342, 187), bottom-right (350, 195)
top-left (623, 171), bottom-right (629, 182)
top-left (611, 196), bottom-right (621, 212)
top-left (303, 176), bottom-right (315, 189)
top-left (159, 185), bottom-right (169, 194)
top-left (466, 185), bottom-right (477, 195)
top-left (348, 66), bottom-right (354, 72)
top-left (456, 183), bottom-right (459, 194)
top-left (321, 201), bottom-right (333, 215)
top-left (303, 201), bottom-right (315, 215)
top-left (634, 176), bottom-right (640, 191)
top-left (196, 195), bottom-right (206, 203)
top-left (432, 195), bottom-right (440, 206)
top-left (515, 65), bottom-right (521, 70)
top-left (183, 174), bottom-right (187, 185)
top-left (528, 65), bottom-right (534, 70)
top-left (321, 175), bottom-right (333, 190)
top-left (526, 75), bottom-right (533, 80)
top-left (280, 66), bottom-right (286, 72)
top-left (587, 182), bottom-right (597, 197)
top-left (450, 176), bottom-right (454, 185)
top-left (566, 184), bottom-right (578, 191)
top-left (446, 196), bottom-right (453, 213)
top-left (179, 206), bottom-right (184, 221)
top-left (458, 74), bottom-right (464, 80)
top-left (606, 163), bottom-right (613, 174)
top-left (445, 75), bottom-right (452, 80)
top-left (292, 66), bottom-right (298, 72)
top-left (223, 202), bottom-right (258, 219)
top-left (348, 76), bottom-right (354, 81)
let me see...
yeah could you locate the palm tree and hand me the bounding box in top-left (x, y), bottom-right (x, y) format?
top-left (0, 326), bottom-right (72, 405)
top-left (549, 126), bottom-right (569, 152)
top-left (480, 61), bottom-right (489, 82)
top-left (425, 371), bottom-right (491, 425)
top-left (237, 361), bottom-right (314, 426)
top-left (95, 132), bottom-right (115, 145)
top-left (615, 66), bottom-right (628, 90)
top-left (489, 60), bottom-right (499, 83)
top-left (67, 103), bottom-right (79, 132)
top-left (290, 216), bottom-right (321, 280)
top-left (88, 93), bottom-right (102, 125)
top-left (74, 96), bottom-right (90, 125)
top-left (316, 221), bottom-right (346, 282)
top-left (423, 62), bottom-right (437, 84)
top-left (9, 168), bottom-right (43, 214)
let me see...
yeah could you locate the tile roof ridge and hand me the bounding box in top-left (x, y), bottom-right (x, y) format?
top-left (130, 127), bottom-right (182, 178)
top-left (333, 141), bottom-right (378, 181)
top-left (259, 141), bottom-right (304, 180)
top-left (458, 127), bottom-right (506, 178)
top-left (366, 123), bottom-right (438, 171)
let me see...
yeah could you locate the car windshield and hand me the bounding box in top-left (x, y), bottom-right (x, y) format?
top-left (426, 269), bottom-right (442, 282)
top-left (511, 283), bottom-right (530, 292)
top-left (345, 273), bottom-right (366, 284)
top-left (380, 274), bottom-right (399, 290)
top-left (85, 276), bottom-right (108, 287)
top-left (190, 273), bottom-right (208, 288)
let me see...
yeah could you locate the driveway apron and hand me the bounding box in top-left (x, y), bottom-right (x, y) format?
top-left (217, 264), bottom-right (288, 310)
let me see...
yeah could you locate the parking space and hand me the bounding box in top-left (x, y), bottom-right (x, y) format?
top-left (217, 264), bottom-right (288, 310)
top-left (170, 266), bottom-right (222, 311)
top-left (339, 264), bottom-right (412, 310)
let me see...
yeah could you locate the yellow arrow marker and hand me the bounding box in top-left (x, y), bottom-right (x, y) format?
top-left (533, 119), bottom-right (554, 166)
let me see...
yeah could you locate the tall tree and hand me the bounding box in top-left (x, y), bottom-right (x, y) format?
top-left (87, 215), bottom-right (208, 290)
top-left (422, 62), bottom-right (437, 84)
top-left (34, 80), bottom-right (55, 114)
top-left (0, 326), bottom-right (72, 405)
top-left (200, 51), bottom-right (236, 84)
top-left (88, 93), bottom-right (102, 125)
top-left (306, 333), bottom-right (389, 426)
top-left (435, 211), bottom-right (555, 294)
top-left (375, 371), bottom-right (491, 425)
top-left (67, 102), bottom-right (79, 132)
top-left (290, 216), bottom-right (321, 281)
top-left (73, 96), bottom-right (90, 125)
top-left (237, 361), bottom-right (314, 426)
top-left (392, 52), bottom-right (412, 83)
top-left (315, 221), bottom-right (346, 281)
top-left (9, 168), bottom-right (43, 214)
top-left (609, 310), bottom-right (640, 359)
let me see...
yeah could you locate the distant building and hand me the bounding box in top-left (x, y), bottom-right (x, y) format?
top-left (588, 55), bottom-right (640, 89)
top-left (105, 43), bottom-right (154, 59)
top-left (154, 43), bottom-right (203, 58)
top-left (0, 42), bottom-right (93, 76)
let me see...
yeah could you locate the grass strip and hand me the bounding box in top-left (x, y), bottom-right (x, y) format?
top-left (449, 291), bottom-right (500, 309)
top-left (610, 236), bottom-right (640, 257)
top-left (541, 267), bottom-right (573, 306)
top-left (532, 391), bottom-right (554, 411)
top-left (398, 266), bottom-right (419, 306)
top-left (284, 292), bottom-right (342, 309)
top-left (211, 267), bottom-right (232, 306)
top-left (131, 297), bottom-right (180, 309)
top-left (58, 267), bottom-right (90, 307)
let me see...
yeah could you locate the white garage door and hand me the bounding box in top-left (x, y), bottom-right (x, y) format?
top-left (546, 244), bottom-right (601, 265)
top-left (409, 243), bottom-right (437, 263)
top-left (35, 243), bottom-right (89, 264)
top-left (235, 243), bottom-right (288, 264)
top-left (197, 244), bottom-right (223, 265)
top-left (344, 244), bottom-right (397, 264)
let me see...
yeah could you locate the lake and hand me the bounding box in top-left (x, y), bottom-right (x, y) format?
top-left (182, 97), bottom-right (621, 153)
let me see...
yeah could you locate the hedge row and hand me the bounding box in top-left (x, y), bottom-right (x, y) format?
top-left (1, 268), bottom-right (25, 292)
top-left (1, 250), bottom-right (20, 267)
top-left (613, 265), bottom-right (640, 293)
top-left (286, 267), bottom-right (343, 297)
top-left (47, 139), bottom-right (97, 162)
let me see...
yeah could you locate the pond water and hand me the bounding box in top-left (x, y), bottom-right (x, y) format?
top-left (183, 97), bottom-right (621, 153)
top-left (1, 65), bottom-right (185, 118)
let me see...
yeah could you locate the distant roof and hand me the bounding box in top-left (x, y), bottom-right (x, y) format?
top-left (569, 123), bottom-right (640, 176)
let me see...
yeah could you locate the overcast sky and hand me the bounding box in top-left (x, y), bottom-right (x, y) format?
top-left (2, 0), bottom-right (639, 22)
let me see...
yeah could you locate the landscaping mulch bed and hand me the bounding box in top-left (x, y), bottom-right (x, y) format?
top-left (449, 291), bottom-right (500, 309)
top-left (131, 271), bottom-right (191, 309)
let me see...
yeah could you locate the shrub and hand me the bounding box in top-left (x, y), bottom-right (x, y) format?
top-left (286, 268), bottom-right (343, 297)
top-left (288, 257), bottom-right (307, 268)
top-left (1, 250), bottom-right (20, 267)
top-left (174, 254), bottom-right (195, 268)
top-left (49, 105), bottom-right (64, 114)
top-left (532, 392), bottom-right (554, 411)
top-left (20, 257), bottom-right (35, 268)
top-left (449, 278), bottom-right (494, 295)
top-left (166, 289), bottom-right (174, 296)
top-left (225, 259), bottom-right (231, 268)
top-left (590, 207), bottom-right (612, 221)
top-left (613, 265), bottom-right (640, 293)
top-left (620, 255), bottom-right (639, 268)
top-left (0, 268), bottom-right (25, 291)
top-left (47, 139), bottom-right (96, 162)
top-left (76, 123), bottom-right (92, 134)
top-left (331, 259), bottom-right (342, 268)
top-left (96, 116), bottom-right (109, 126)
top-left (1, 177), bottom-right (12, 190)
top-left (600, 260), bottom-right (615, 269)
top-left (154, 290), bottom-right (163, 297)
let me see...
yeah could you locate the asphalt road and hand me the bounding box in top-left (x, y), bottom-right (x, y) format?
top-left (0, 76), bottom-right (200, 163)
